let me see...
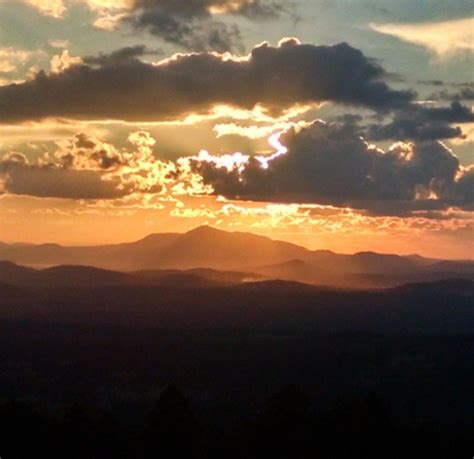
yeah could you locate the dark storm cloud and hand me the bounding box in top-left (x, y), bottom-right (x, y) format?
top-left (125, 0), bottom-right (283, 52)
top-left (368, 119), bottom-right (464, 142)
top-left (191, 121), bottom-right (473, 214)
top-left (128, 8), bottom-right (243, 52)
top-left (0, 154), bottom-right (129, 199)
top-left (453, 167), bottom-right (474, 209)
top-left (420, 101), bottom-right (474, 123)
top-left (0, 40), bottom-right (414, 124)
top-left (367, 101), bottom-right (474, 141)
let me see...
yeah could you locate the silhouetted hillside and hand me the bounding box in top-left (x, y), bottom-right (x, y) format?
top-left (0, 261), bottom-right (131, 287)
top-left (0, 268), bottom-right (472, 333)
top-left (0, 280), bottom-right (24, 297)
top-left (0, 261), bottom-right (264, 290)
top-left (0, 261), bottom-right (39, 285)
top-left (133, 267), bottom-right (262, 284)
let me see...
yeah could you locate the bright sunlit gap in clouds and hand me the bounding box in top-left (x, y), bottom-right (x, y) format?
top-left (256, 131), bottom-right (289, 169)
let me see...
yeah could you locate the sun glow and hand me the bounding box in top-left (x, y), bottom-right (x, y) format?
top-left (256, 131), bottom-right (289, 169)
top-left (194, 150), bottom-right (250, 173)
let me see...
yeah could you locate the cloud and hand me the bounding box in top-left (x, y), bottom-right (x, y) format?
top-left (367, 101), bottom-right (474, 142)
top-left (190, 121), bottom-right (473, 214)
top-left (0, 48), bottom-right (32, 75)
top-left (24, 0), bottom-right (66, 18)
top-left (1, 123), bottom-right (472, 216)
top-left (371, 17), bottom-right (474, 58)
top-left (50, 50), bottom-right (83, 74)
top-left (421, 101), bottom-right (474, 123)
top-left (48, 39), bottom-right (70, 49)
top-left (0, 152), bottom-right (128, 199)
top-left (423, 82), bottom-right (474, 103)
top-left (128, 8), bottom-right (243, 52)
top-left (0, 39), bottom-right (414, 124)
top-left (84, 0), bottom-right (282, 19)
top-left (0, 133), bottom-right (133, 199)
top-left (124, 0), bottom-right (283, 52)
top-left (454, 166), bottom-right (474, 208)
top-left (0, 131), bottom-right (209, 201)
top-left (0, 47), bottom-right (40, 85)
top-left (53, 132), bottom-right (124, 170)
top-left (369, 119), bottom-right (464, 142)
top-left (214, 120), bottom-right (310, 139)
top-left (19, 0), bottom-right (282, 52)
top-left (430, 87), bottom-right (474, 102)
top-left (418, 80), bottom-right (444, 87)
top-left (83, 0), bottom-right (131, 11)
top-left (83, 45), bottom-right (157, 66)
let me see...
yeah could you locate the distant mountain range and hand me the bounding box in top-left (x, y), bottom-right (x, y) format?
top-left (1, 226), bottom-right (473, 333)
top-left (0, 261), bottom-right (472, 333)
top-left (0, 259), bottom-right (262, 290)
top-left (1, 226), bottom-right (473, 288)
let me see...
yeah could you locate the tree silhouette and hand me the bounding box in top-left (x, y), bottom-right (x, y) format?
top-left (142, 384), bottom-right (202, 457)
top-left (254, 384), bottom-right (313, 458)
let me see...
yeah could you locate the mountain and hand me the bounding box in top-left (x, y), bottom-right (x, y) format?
top-left (425, 260), bottom-right (474, 274)
top-left (257, 258), bottom-right (474, 288)
top-left (0, 261), bottom-right (131, 288)
top-left (0, 261), bottom-right (259, 289)
top-left (0, 233), bottom-right (181, 270)
top-left (0, 226), bottom-right (473, 287)
top-left (140, 226), bottom-right (310, 270)
top-left (0, 261), bottom-right (40, 285)
top-left (0, 226), bottom-right (310, 271)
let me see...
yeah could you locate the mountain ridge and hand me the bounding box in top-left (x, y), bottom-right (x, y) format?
top-left (1, 226), bottom-right (472, 287)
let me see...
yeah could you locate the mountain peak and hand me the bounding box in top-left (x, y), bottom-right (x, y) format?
top-left (185, 225), bottom-right (224, 237)
top-left (188, 225), bottom-right (220, 233)
top-left (134, 226), bottom-right (221, 244)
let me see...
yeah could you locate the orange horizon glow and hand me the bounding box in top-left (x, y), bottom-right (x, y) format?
top-left (0, 192), bottom-right (472, 261)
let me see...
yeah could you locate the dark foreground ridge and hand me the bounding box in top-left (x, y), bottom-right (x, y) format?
top-left (1, 230), bottom-right (473, 457)
top-left (0, 260), bottom-right (473, 333)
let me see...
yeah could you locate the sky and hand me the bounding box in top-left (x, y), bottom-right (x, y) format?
top-left (0, 0), bottom-right (472, 259)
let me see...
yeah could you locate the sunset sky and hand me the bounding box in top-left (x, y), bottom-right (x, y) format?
top-left (0, 0), bottom-right (472, 259)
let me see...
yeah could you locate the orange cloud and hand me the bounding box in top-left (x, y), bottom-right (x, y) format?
top-left (50, 50), bottom-right (83, 74)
